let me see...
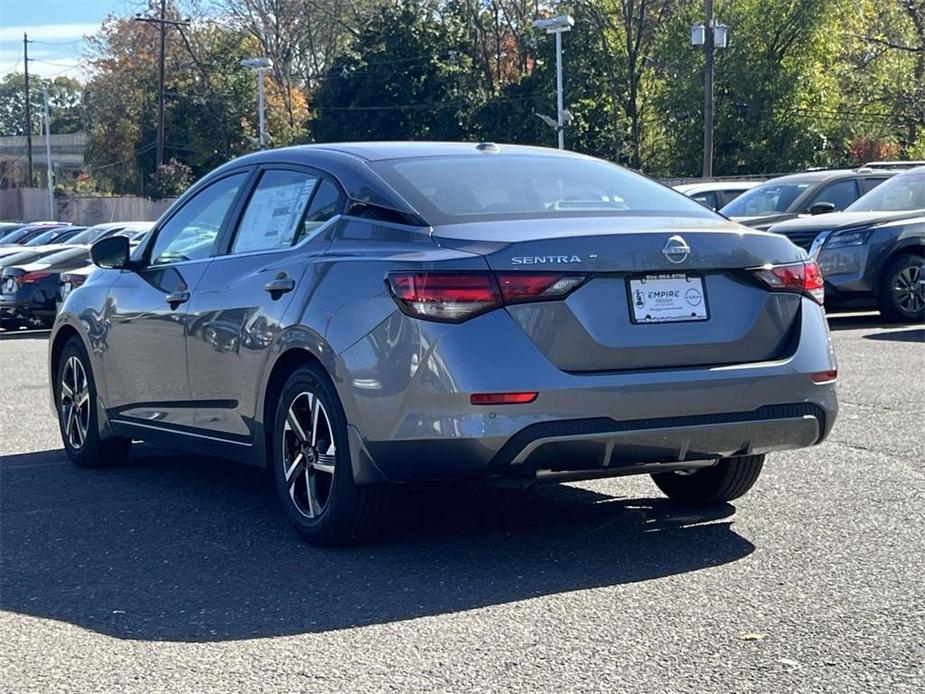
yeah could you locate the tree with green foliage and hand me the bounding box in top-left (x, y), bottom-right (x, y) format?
top-left (0, 73), bottom-right (85, 138)
top-left (311, 1), bottom-right (484, 142)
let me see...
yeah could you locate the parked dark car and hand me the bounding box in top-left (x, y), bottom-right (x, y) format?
top-left (1, 246), bottom-right (92, 329)
top-left (0, 222), bottom-right (29, 240)
top-left (0, 222), bottom-right (71, 246)
top-left (22, 226), bottom-right (86, 247)
top-left (767, 166), bottom-right (925, 321)
top-left (51, 142), bottom-right (838, 545)
top-left (721, 169), bottom-right (897, 230)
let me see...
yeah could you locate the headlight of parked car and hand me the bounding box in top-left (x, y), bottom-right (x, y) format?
top-left (824, 229), bottom-right (871, 249)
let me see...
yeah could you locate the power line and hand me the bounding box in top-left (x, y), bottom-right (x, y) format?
top-left (28, 39), bottom-right (85, 46)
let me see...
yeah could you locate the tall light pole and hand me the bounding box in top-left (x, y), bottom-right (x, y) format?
top-left (42, 85), bottom-right (54, 219)
top-left (533, 15), bottom-right (574, 150)
top-left (241, 57), bottom-right (272, 149)
top-left (692, 3), bottom-right (728, 177)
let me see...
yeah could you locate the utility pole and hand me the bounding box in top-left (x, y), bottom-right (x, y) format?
top-left (23, 33), bottom-right (33, 187)
top-left (135, 2), bottom-right (189, 172)
top-left (42, 85), bottom-right (54, 219)
top-left (692, 3), bottom-right (727, 177)
top-left (702, 0), bottom-right (714, 178)
top-left (156, 0), bottom-right (166, 170)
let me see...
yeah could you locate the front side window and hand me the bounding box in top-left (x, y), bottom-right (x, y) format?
top-left (232, 170), bottom-right (319, 253)
top-left (149, 173), bottom-right (246, 265)
top-left (810, 179), bottom-right (859, 211)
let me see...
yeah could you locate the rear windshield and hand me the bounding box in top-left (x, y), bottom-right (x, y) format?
top-left (721, 181), bottom-right (814, 216)
top-left (32, 246), bottom-right (89, 266)
top-left (847, 172), bottom-right (925, 212)
top-left (370, 154), bottom-right (711, 224)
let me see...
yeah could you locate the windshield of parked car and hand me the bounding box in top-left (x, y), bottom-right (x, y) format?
top-left (66, 225), bottom-right (125, 245)
top-left (721, 181), bottom-right (816, 216)
top-left (0, 226), bottom-right (47, 245)
top-left (371, 154), bottom-right (711, 224)
top-left (846, 172), bottom-right (925, 212)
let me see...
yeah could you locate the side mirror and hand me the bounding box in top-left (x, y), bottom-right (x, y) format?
top-left (809, 202), bottom-right (836, 216)
top-left (90, 235), bottom-right (131, 269)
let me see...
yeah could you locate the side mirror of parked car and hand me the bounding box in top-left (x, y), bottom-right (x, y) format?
top-left (90, 236), bottom-right (131, 269)
top-left (808, 202), bottom-right (836, 216)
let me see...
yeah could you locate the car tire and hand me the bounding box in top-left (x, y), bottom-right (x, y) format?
top-left (877, 254), bottom-right (924, 323)
top-left (271, 363), bottom-right (390, 546)
top-left (56, 336), bottom-right (132, 468)
top-left (0, 317), bottom-right (18, 331)
top-left (651, 454), bottom-right (765, 504)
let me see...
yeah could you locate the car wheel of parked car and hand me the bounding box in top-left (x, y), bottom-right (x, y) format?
top-left (651, 454), bottom-right (765, 504)
top-left (56, 336), bottom-right (132, 467)
top-left (878, 254), bottom-right (925, 323)
top-left (0, 317), bottom-right (18, 331)
top-left (271, 363), bottom-right (390, 546)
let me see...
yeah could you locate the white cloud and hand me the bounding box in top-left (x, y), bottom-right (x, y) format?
top-left (0, 23), bottom-right (99, 42)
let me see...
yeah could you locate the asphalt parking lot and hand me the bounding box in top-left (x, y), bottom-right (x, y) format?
top-left (0, 314), bottom-right (922, 693)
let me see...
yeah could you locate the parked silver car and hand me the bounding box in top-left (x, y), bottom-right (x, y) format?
top-left (51, 143), bottom-right (838, 544)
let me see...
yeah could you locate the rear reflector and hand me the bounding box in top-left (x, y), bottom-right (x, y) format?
top-left (470, 392), bottom-right (538, 405)
top-left (811, 369), bottom-right (837, 384)
top-left (387, 271), bottom-right (585, 322)
top-left (752, 260), bottom-right (825, 304)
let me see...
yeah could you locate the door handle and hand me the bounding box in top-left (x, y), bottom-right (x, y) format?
top-left (165, 290), bottom-right (190, 308)
top-left (264, 276), bottom-right (296, 298)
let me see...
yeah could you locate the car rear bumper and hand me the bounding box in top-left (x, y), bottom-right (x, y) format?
top-left (337, 297), bottom-right (839, 484)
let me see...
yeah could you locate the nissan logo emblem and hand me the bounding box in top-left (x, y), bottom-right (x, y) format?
top-left (662, 235), bottom-right (691, 263)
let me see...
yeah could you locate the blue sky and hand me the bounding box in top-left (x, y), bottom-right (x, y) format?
top-left (0, 1), bottom-right (166, 79)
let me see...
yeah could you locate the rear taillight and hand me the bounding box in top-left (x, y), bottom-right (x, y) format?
top-left (387, 272), bottom-right (585, 322)
top-left (495, 273), bottom-right (586, 303)
top-left (752, 260), bottom-right (824, 305)
top-left (387, 273), bottom-right (502, 322)
top-left (20, 271), bottom-right (52, 284)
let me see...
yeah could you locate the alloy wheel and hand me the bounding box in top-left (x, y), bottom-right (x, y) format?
top-left (60, 356), bottom-right (90, 449)
top-left (282, 391), bottom-right (337, 518)
top-left (892, 263), bottom-right (924, 315)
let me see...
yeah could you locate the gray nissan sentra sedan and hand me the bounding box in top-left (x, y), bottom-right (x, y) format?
top-left (50, 142), bottom-right (838, 544)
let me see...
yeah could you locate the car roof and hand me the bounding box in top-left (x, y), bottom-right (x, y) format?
top-left (286, 141), bottom-right (588, 162)
top-left (761, 168), bottom-right (893, 185)
top-left (674, 181), bottom-right (761, 194)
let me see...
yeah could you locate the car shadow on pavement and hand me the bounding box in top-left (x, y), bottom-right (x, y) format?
top-left (862, 327), bottom-right (924, 342)
top-left (0, 447), bottom-right (754, 642)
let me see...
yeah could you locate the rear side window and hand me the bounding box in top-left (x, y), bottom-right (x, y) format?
top-left (295, 179), bottom-right (342, 244)
top-left (860, 177), bottom-right (889, 194)
top-left (232, 170), bottom-right (319, 253)
top-left (810, 179), bottom-right (859, 211)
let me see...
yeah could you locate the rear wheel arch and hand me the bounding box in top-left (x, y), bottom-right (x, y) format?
top-left (261, 348), bottom-right (327, 464)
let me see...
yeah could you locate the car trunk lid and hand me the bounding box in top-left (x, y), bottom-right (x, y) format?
top-left (432, 216), bottom-right (807, 372)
